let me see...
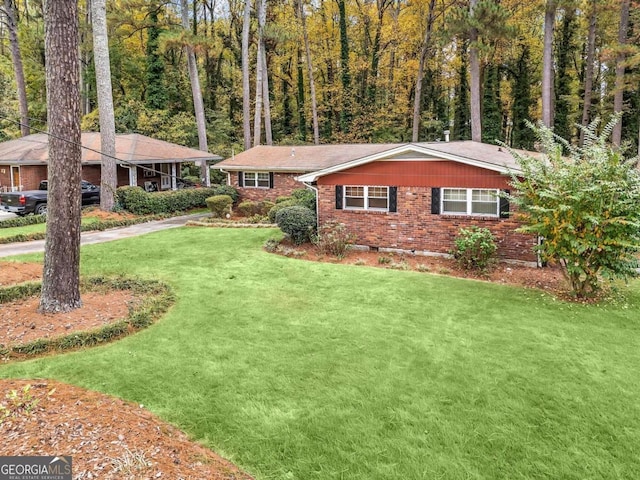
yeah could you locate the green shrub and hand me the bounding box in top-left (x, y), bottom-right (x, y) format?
top-left (116, 186), bottom-right (219, 215)
top-left (275, 205), bottom-right (316, 245)
top-left (206, 195), bottom-right (233, 217)
top-left (451, 226), bottom-right (497, 271)
top-left (275, 196), bottom-right (292, 204)
top-left (212, 184), bottom-right (239, 203)
top-left (291, 188), bottom-right (316, 210)
top-left (268, 199), bottom-right (296, 223)
top-left (313, 222), bottom-right (356, 259)
top-left (237, 199), bottom-right (273, 217)
top-left (237, 200), bottom-right (258, 217)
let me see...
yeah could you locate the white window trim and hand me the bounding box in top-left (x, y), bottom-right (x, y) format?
top-left (243, 171), bottom-right (271, 189)
top-left (441, 188), bottom-right (500, 217)
top-left (344, 185), bottom-right (389, 212)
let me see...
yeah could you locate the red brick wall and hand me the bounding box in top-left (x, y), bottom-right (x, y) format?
top-left (17, 166), bottom-right (48, 190)
top-left (82, 165), bottom-right (102, 186)
top-left (227, 171), bottom-right (306, 202)
top-left (317, 185), bottom-right (537, 264)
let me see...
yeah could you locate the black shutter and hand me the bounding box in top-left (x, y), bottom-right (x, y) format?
top-left (335, 185), bottom-right (343, 210)
top-left (269, 172), bottom-right (274, 189)
top-left (431, 187), bottom-right (441, 214)
top-left (389, 187), bottom-right (397, 213)
top-left (500, 189), bottom-right (510, 218)
top-left (238, 171), bottom-right (244, 187)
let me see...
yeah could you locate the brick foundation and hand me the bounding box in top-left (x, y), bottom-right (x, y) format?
top-left (317, 185), bottom-right (537, 264)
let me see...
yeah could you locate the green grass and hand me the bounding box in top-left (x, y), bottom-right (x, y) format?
top-left (2, 228), bottom-right (640, 479)
top-left (0, 215), bottom-right (104, 239)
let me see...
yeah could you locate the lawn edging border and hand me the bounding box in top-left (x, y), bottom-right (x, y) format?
top-left (0, 276), bottom-right (175, 361)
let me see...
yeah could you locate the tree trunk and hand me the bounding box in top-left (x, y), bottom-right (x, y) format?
top-left (91, 0), bottom-right (117, 210)
top-left (298, 0), bottom-right (319, 144)
top-left (252, 0), bottom-right (264, 147)
top-left (181, 0), bottom-right (209, 184)
top-left (612, 0), bottom-right (630, 146)
top-left (337, 0), bottom-right (351, 133)
top-left (541, 0), bottom-right (556, 128)
top-left (4, 0), bottom-right (30, 136)
top-left (579, 0), bottom-right (597, 147)
top-left (241, 0), bottom-right (251, 149)
top-left (261, 46), bottom-right (272, 145)
top-left (469, 0), bottom-right (482, 142)
top-left (39, 0), bottom-right (82, 313)
top-left (411, 0), bottom-right (436, 142)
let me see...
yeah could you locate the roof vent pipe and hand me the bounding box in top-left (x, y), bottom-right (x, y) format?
top-left (443, 130), bottom-right (450, 142)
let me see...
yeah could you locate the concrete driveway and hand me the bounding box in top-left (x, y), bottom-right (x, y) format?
top-left (0, 213), bottom-right (209, 258)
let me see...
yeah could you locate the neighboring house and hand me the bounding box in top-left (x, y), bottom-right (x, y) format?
top-left (218, 141), bottom-right (538, 264)
top-left (0, 133), bottom-right (221, 192)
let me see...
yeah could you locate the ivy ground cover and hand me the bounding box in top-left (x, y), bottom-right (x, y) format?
top-left (1, 228), bottom-right (640, 479)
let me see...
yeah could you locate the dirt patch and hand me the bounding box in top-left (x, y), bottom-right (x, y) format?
top-left (0, 291), bottom-right (141, 347)
top-left (0, 379), bottom-right (253, 480)
top-left (0, 261), bottom-right (42, 286)
top-left (272, 241), bottom-right (568, 295)
top-left (83, 208), bottom-right (136, 221)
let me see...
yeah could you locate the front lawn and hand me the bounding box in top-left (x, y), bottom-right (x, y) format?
top-left (2, 228), bottom-right (640, 479)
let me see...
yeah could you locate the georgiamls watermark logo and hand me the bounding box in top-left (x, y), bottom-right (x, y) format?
top-left (0, 456), bottom-right (72, 480)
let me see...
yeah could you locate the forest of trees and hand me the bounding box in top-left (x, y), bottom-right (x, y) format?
top-left (0, 0), bottom-right (639, 158)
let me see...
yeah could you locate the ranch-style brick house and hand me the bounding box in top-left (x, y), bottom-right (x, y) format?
top-left (216, 142), bottom-right (539, 264)
top-left (0, 133), bottom-right (221, 192)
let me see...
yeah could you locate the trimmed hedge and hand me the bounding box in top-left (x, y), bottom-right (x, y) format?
top-left (116, 185), bottom-right (238, 215)
top-left (0, 215), bottom-right (47, 229)
top-left (0, 276), bottom-right (174, 361)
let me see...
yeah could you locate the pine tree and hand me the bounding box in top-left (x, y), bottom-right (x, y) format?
top-left (482, 64), bottom-right (502, 144)
top-left (145, 7), bottom-right (167, 110)
top-left (510, 45), bottom-right (535, 150)
top-left (453, 41), bottom-right (471, 141)
top-left (554, 7), bottom-right (577, 143)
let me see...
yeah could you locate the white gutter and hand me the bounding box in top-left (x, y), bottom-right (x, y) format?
top-left (302, 181), bottom-right (320, 230)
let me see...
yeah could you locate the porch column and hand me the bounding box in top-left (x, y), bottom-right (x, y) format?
top-left (171, 163), bottom-right (177, 190)
top-left (129, 165), bottom-right (138, 187)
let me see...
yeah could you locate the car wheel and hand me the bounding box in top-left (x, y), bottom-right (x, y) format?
top-left (34, 203), bottom-right (47, 215)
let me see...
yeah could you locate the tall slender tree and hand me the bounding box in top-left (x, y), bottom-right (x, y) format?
top-left (337, 0), bottom-right (351, 133)
top-left (554, 6), bottom-right (576, 142)
top-left (241, 0), bottom-right (252, 149)
top-left (145, 6), bottom-right (167, 110)
top-left (411, 0), bottom-right (437, 142)
top-left (181, 0), bottom-right (209, 183)
top-left (297, 0), bottom-right (319, 144)
top-left (40, 0), bottom-right (83, 313)
top-left (541, 0), bottom-right (557, 128)
top-left (612, 0), bottom-right (631, 146)
top-left (469, 0), bottom-right (481, 141)
top-left (91, 0), bottom-right (117, 210)
top-left (579, 0), bottom-right (597, 147)
top-left (3, 0), bottom-right (29, 136)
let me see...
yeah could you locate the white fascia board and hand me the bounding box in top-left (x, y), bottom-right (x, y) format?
top-left (297, 143), bottom-right (519, 182)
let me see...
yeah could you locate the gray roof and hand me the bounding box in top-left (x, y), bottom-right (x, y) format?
top-left (0, 133), bottom-right (221, 165)
top-left (217, 141), bottom-right (532, 176)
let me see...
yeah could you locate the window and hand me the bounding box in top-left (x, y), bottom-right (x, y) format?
top-left (442, 188), bottom-right (499, 216)
top-left (243, 171), bottom-right (270, 188)
top-left (344, 186), bottom-right (389, 211)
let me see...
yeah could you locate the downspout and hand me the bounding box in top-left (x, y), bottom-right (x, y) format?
top-left (302, 180), bottom-right (319, 230)
top-left (219, 168), bottom-right (231, 186)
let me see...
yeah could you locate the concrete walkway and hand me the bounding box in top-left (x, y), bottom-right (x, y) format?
top-left (0, 213), bottom-right (208, 258)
